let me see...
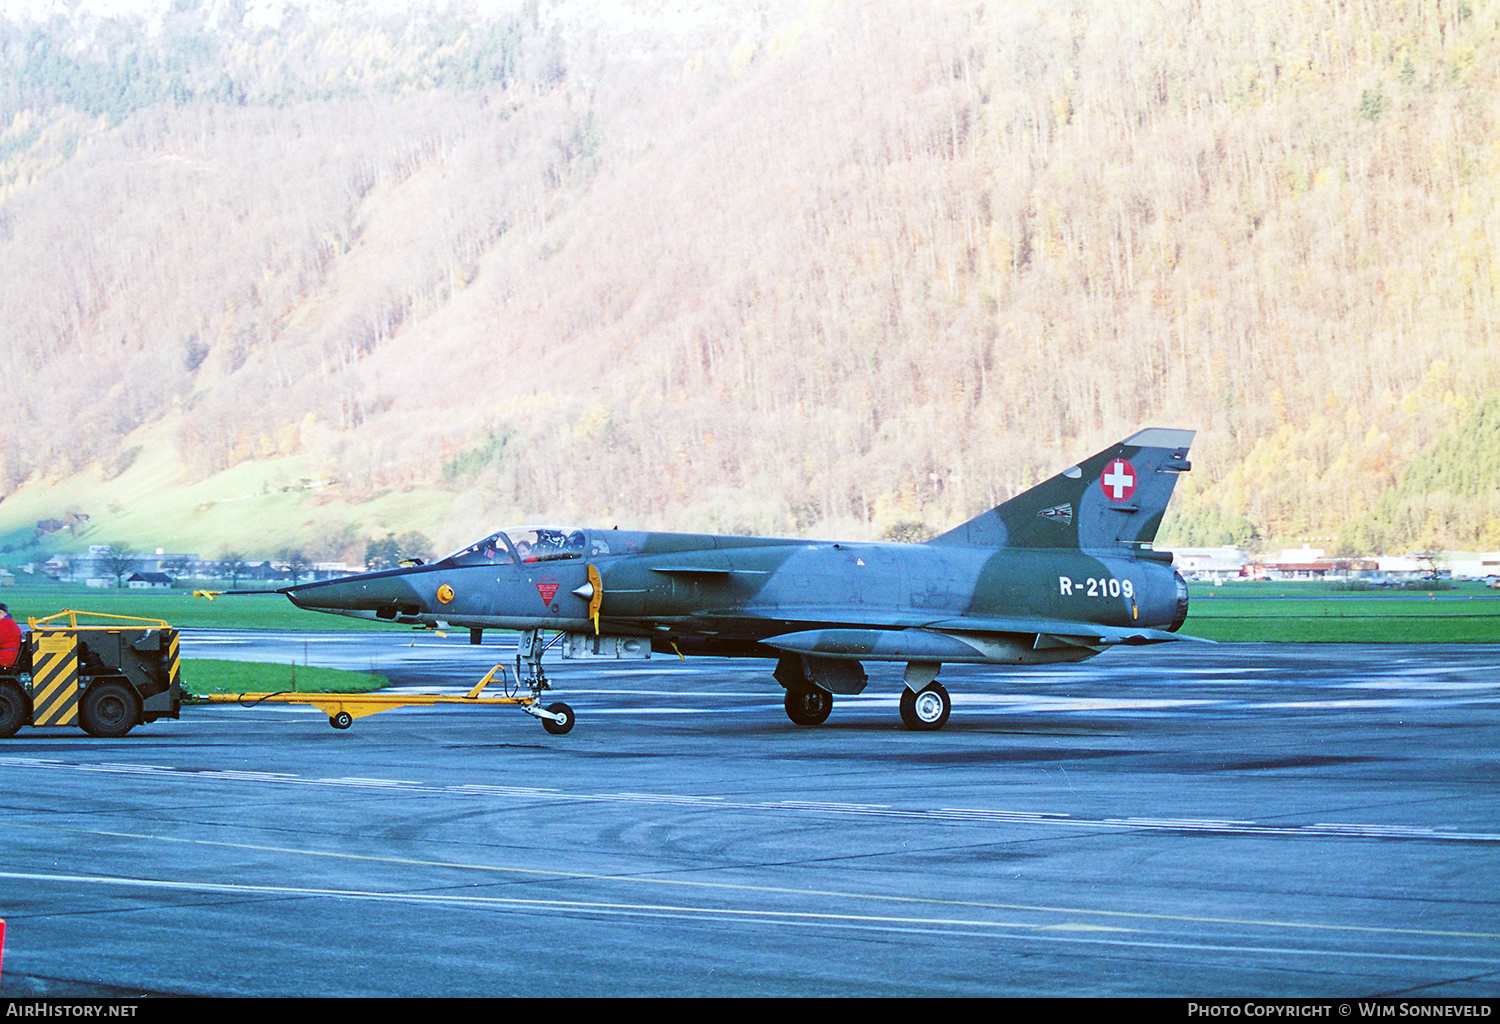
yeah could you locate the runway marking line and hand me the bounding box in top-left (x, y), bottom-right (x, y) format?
top-left (7, 869), bottom-right (1500, 968)
top-left (3, 819), bottom-right (1499, 945)
top-left (0, 869), bottom-right (1134, 935)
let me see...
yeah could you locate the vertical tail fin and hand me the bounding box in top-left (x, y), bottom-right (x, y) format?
top-left (928, 428), bottom-right (1195, 551)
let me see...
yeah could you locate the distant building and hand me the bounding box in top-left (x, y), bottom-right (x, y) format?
top-left (313, 562), bottom-right (357, 579)
top-left (1446, 553), bottom-right (1500, 580)
top-left (46, 548), bottom-right (201, 584)
top-left (1374, 552), bottom-right (1500, 581)
top-left (1171, 546), bottom-right (1250, 582)
top-left (1251, 547), bottom-right (1378, 581)
top-left (71, 546), bottom-right (114, 587)
top-left (126, 572), bottom-right (174, 589)
top-left (1178, 544), bottom-right (1384, 582)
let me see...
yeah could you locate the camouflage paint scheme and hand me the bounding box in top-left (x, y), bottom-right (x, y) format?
top-left (283, 428), bottom-right (1199, 730)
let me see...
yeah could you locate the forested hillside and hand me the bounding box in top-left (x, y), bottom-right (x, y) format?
top-left (1, 0), bottom-right (1497, 562)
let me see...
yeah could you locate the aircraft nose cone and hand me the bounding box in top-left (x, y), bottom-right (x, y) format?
top-left (285, 570), bottom-right (425, 615)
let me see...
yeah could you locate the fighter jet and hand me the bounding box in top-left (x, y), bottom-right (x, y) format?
top-left (280, 428), bottom-right (1199, 732)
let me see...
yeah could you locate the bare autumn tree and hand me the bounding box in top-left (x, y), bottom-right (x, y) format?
top-left (219, 552), bottom-right (248, 590)
top-left (100, 547), bottom-right (141, 589)
top-left (275, 548), bottom-right (312, 585)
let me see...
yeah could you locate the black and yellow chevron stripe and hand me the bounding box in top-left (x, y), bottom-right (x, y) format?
top-left (167, 630), bottom-right (180, 695)
top-left (30, 633), bottom-right (80, 727)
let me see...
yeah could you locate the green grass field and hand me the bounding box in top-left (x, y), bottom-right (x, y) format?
top-left (181, 658), bottom-right (391, 695)
top-left (1183, 582), bottom-right (1500, 642)
top-left (5, 577), bottom-right (1500, 645)
top-left (3, 584), bottom-right (407, 632)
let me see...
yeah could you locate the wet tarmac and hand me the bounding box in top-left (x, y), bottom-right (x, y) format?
top-left (2, 634), bottom-right (1498, 997)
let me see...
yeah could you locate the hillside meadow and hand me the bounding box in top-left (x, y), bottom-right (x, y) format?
top-left (0, 0), bottom-right (1497, 562)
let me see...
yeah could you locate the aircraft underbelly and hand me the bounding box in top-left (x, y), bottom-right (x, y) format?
top-left (762, 627), bottom-right (1102, 665)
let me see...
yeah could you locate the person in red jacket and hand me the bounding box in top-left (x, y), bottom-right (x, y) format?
top-left (0, 604), bottom-right (21, 670)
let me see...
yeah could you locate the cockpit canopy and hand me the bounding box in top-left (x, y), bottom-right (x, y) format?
top-left (443, 527), bottom-right (592, 567)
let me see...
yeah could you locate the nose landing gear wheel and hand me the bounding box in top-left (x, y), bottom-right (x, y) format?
top-left (900, 682), bottom-right (951, 731)
top-left (541, 702), bottom-right (574, 735)
top-left (329, 711), bottom-right (353, 730)
top-left (784, 687), bottom-right (833, 726)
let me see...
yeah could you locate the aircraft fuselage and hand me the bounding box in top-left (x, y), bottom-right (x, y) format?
top-left (287, 530), bottom-right (1187, 663)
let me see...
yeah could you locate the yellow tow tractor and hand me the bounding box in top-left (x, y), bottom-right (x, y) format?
top-left (0, 610), bottom-right (183, 738)
top-left (0, 609), bottom-right (575, 737)
top-left (192, 660), bottom-right (575, 734)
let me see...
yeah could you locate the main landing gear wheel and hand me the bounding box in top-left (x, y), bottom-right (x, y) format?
top-left (329, 711), bottom-right (353, 730)
top-left (900, 682), bottom-right (951, 731)
top-left (541, 702), bottom-right (575, 735)
top-left (784, 687), bottom-right (833, 726)
top-left (79, 680), bottom-right (141, 738)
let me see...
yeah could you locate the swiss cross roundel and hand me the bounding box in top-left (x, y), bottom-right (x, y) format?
top-left (1100, 458), bottom-right (1137, 502)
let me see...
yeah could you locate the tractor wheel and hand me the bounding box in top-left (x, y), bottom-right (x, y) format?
top-left (79, 679), bottom-right (141, 738)
top-left (0, 679), bottom-right (29, 738)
